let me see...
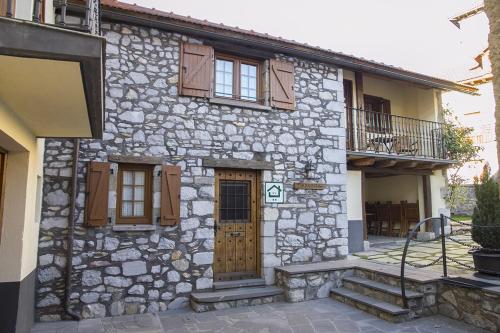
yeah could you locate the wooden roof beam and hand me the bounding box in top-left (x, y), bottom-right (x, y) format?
top-left (352, 158), bottom-right (376, 167)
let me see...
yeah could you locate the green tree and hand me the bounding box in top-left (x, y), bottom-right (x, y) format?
top-left (442, 106), bottom-right (482, 212)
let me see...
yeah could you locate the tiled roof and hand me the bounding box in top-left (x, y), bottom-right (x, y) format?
top-left (90, 0), bottom-right (477, 94)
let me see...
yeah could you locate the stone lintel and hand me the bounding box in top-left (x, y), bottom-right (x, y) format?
top-left (203, 158), bottom-right (274, 170)
top-left (108, 155), bottom-right (163, 165)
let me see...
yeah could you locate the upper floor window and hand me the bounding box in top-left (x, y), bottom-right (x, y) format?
top-left (214, 54), bottom-right (260, 102)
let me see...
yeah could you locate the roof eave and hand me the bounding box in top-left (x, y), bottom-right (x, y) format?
top-left (69, 2), bottom-right (477, 95)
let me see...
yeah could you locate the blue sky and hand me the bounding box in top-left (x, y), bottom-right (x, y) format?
top-left (122, 0), bottom-right (489, 80)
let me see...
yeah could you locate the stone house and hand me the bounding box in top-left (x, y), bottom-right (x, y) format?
top-left (35, 0), bottom-right (476, 321)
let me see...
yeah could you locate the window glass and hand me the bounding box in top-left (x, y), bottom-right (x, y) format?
top-left (215, 59), bottom-right (233, 98)
top-left (240, 63), bottom-right (257, 101)
top-left (121, 170), bottom-right (146, 217)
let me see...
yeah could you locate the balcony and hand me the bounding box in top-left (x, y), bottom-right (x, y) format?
top-left (346, 108), bottom-right (452, 173)
top-left (0, 0), bottom-right (105, 138)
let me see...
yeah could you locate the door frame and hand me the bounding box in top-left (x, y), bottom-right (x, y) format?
top-left (213, 168), bottom-right (261, 281)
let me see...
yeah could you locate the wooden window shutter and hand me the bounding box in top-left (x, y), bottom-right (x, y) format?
top-left (85, 161), bottom-right (110, 227)
top-left (270, 59), bottom-right (295, 110)
top-left (160, 165), bottom-right (181, 226)
top-left (179, 43), bottom-right (214, 98)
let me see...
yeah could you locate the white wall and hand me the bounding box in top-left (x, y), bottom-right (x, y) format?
top-left (347, 170), bottom-right (362, 220)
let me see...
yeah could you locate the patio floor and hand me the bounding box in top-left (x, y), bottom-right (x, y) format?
top-left (356, 230), bottom-right (476, 275)
top-left (31, 298), bottom-right (488, 333)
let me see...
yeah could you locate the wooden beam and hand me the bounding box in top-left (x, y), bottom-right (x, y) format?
top-left (355, 71), bottom-right (364, 109)
top-left (396, 161), bottom-right (419, 169)
top-left (352, 158), bottom-right (375, 167)
top-left (422, 175), bottom-right (432, 232)
top-left (351, 166), bottom-right (433, 176)
top-left (415, 163), bottom-right (437, 170)
top-left (374, 160), bottom-right (398, 168)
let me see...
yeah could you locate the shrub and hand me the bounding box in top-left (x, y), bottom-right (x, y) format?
top-left (471, 165), bottom-right (500, 250)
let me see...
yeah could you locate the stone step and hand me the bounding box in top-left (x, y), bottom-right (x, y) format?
top-left (190, 286), bottom-right (284, 313)
top-left (213, 278), bottom-right (266, 290)
top-left (342, 276), bottom-right (423, 307)
top-left (330, 288), bottom-right (412, 323)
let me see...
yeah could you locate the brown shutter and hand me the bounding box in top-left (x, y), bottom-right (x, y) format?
top-left (270, 59), bottom-right (295, 110)
top-left (160, 165), bottom-right (181, 226)
top-left (179, 43), bottom-right (214, 98)
top-left (85, 161), bottom-right (110, 227)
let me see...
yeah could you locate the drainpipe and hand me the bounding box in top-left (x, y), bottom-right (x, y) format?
top-left (65, 138), bottom-right (81, 320)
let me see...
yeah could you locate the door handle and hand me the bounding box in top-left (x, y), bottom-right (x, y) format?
top-left (227, 232), bottom-right (242, 237)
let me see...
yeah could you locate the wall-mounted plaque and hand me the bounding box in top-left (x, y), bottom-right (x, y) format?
top-left (293, 182), bottom-right (327, 190)
top-left (265, 182), bottom-right (284, 203)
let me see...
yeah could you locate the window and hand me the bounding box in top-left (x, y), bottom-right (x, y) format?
top-left (214, 54), bottom-right (260, 102)
top-left (116, 164), bottom-right (152, 224)
top-left (219, 180), bottom-right (250, 223)
top-left (363, 95), bottom-right (391, 133)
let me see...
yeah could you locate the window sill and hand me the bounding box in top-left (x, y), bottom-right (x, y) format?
top-left (209, 97), bottom-right (271, 112)
top-left (112, 225), bottom-right (156, 232)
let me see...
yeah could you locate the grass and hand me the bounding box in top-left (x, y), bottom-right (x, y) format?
top-left (451, 214), bottom-right (472, 222)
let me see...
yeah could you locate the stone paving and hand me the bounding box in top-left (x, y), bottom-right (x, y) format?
top-left (31, 298), bottom-right (487, 332)
top-left (353, 229), bottom-right (477, 275)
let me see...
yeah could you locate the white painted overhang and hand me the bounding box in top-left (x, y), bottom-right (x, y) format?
top-left (0, 17), bottom-right (105, 138)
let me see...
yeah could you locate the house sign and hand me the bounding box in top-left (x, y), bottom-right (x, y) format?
top-left (265, 182), bottom-right (284, 203)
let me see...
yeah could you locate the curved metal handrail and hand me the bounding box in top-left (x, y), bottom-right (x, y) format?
top-left (400, 216), bottom-right (438, 308)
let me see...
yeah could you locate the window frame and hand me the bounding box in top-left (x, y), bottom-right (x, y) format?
top-left (363, 94), bottom-right (392, 133)
top-left (116, 163), bottom-right (153, 225)
top-left (214, 52), bottom-right (262, 104)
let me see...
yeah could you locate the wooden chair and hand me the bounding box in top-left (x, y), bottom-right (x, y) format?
top-left (402, 200), bottom-right (420, 236)
top-left (365, 202), bottom-right (378, 235)
top-left (389, 203), bottom-right (404, 237)
top-left (393, 135), bottom-right (419, 156)
top-left (375, 201), bottom-right (392, 236)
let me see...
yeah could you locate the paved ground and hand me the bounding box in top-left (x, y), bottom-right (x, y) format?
top-left (354, 227), bottom-right (476, 275)
top-left (32, 298), bottom-right (487, 333)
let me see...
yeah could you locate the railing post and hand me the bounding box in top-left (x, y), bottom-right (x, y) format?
top-left (6, 0), bottom-right (14, 17)
top-left (32, 0), bottom-right (42, 22)
top-left (60, 0), bottom-right (67, 25)
top-left (440, 214), bottom-right (448, 277)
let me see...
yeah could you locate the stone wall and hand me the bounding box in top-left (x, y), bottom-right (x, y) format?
top-left (450, 185), bottom-right (475, 216)
top-left (35, 22), bottom-right (347, 320)
top-left (438, 283), bottom-right (500, 332)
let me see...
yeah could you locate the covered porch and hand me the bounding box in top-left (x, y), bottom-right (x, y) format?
top-left (346, 153), bottom-right (452, 253)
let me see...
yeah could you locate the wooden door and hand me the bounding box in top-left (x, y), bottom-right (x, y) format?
top-left (214, 169), bottom-right (259, 281)
top-left (344, 79), bottom-right (354, 150)
top-left (0, 151), bottom-right (6, 241)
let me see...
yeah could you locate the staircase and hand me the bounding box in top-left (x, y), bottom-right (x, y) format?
top-left (330, 273), bottom-right (424, 323)
top-left (190, 278), bottom-right (284, 312)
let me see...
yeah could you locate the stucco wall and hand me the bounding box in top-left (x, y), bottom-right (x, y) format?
top-left (484, 0), bottom-right (500, 175)
top-left (35, 22), bottom-right (347, 320)
top-left (347, 170), bottom-right (362, 221)
top-left (0, 99), bottom-right (43, 283)
top-left (343, 69), bottom-right (440, 122)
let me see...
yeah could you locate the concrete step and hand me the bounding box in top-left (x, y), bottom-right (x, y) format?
top-left (331, 288), bottom-right (412, 323)
top-left (342, 276), bottom-right (423, 308)
top-left (213, 278), bottom-right (265, 290)
top-left (190, 286), bottom-right (284, 313)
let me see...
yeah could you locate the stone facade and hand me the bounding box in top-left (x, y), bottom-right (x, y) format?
top-left (36, 22), bottom-right (347, 320)
top-left (438, 283), bottom-right (500, 332)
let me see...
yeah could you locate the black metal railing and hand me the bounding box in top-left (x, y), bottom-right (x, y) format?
top-left (346, 108), bottom-right (447, 160)
top-left (399, 215), bottom-right (496, 308)
top-left (2, 0), bottom-right (100, 35)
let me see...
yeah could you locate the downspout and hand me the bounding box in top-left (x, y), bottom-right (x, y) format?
top-left (65, 138), bottom-right (81, 320)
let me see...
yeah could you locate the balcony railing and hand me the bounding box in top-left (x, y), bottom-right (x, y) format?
top-left (346, 107), bottom-right (448, 160)
top-left (2, 0), bottom-right (100, 35)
